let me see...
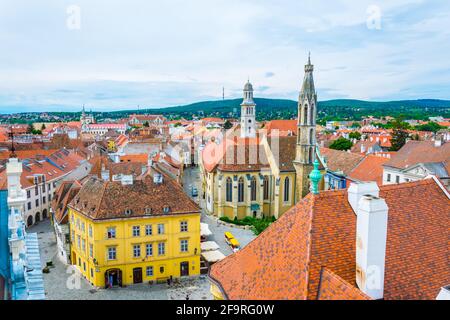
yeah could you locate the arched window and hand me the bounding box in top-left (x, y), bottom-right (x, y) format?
top-left (309, 128), bottom-right (314, 145)
top-left (263, 176), bottom-right (269, 200)
top-left (238, 177), bottom-right (244, 202)
top-left (226, 177), bottom-right (232, 202)
top-left (310, 104), bottom-right (315, 124)
top-left (284, 177), bottom-right (290, 202)
top-left (251, 176), bottom-right (257, 201)
top-left (303, 105), bottom-right (308, 124)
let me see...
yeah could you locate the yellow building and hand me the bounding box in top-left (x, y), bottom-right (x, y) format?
top-left (200, 133), bottom-right (298, 220)
top-left (68, 171), bottom-right (201, 288)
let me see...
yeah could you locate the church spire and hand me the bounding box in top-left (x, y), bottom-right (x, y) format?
top-left (294, 53), bottom-right (319, 201)
top-left (240, 79), bottom-right (256, 138)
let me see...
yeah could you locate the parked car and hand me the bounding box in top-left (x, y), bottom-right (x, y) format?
top-left (224, 232), bottom-right (241, 252)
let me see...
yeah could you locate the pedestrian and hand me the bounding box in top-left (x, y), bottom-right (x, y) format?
top-left (186, 294), bottom-right (190, 300)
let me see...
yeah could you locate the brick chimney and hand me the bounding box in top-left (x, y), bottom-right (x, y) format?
top-left (355, 194), bottom-right (388, 300)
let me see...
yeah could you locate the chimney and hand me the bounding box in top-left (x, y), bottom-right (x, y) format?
top-left (348, 182), bottom-right (379, 214)
top-left (355, 194), bottom-right (389, 300)
top-left (436, 285), bottom-right (450, 300)
top-left (434, 134), bottom-right (443, 147)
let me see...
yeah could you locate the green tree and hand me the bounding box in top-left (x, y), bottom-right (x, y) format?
top-left (349, 131), bottom-right (362, 140)
top-left (223, 120), bottom-right (233, 130)
top-left (390, 118), bottom-right (410, 151)
top-left (329, 137), bottom-right (353, 151)
top-left (415, 122), bottom-right (444, 133)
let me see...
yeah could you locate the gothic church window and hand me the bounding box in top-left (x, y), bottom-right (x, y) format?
top-left (238, 177), bottom-right (244, 202)
top-left (251, 176), bottom-right (257, 201)
top-left (226, 177), bottom-right (233, 202)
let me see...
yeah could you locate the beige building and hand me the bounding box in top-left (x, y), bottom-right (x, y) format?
top-left (199, 56), bottom-right (319, 220)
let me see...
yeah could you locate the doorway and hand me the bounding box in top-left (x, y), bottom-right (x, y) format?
top-left (180, 262), bottom-right (189, 277)
top-left (133, 268), bottom-right (143, 284)
top-left (105, 269), bottom-right (122, 288)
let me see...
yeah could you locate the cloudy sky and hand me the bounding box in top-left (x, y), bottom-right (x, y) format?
top-left (0, 0), bottom-right (449, 113)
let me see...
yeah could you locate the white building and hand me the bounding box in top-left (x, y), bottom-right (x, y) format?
top-left (240, 80), bottom-right (257, 138)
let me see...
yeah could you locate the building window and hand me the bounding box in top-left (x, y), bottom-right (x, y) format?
top-left (146, 266), bottom-right (153, 277)
top-left (27, 190), bottom-right (31, 199)
top-left (180, 221), bottom-right (188, 232)
top-left (77, 235), bottom-right (81, 248)
top-left (145, 225), bottom-right (152, 236)
top-left (238, 177), bottom-right (244, 202)
top-left (89, 244), bottom-right (93, 258)
top-left (387, 174), bottom-right (391, 182)
top-left (35, 186), bottom-right (38, 196)
top-left (133, 245), bottom-right (141, 258)
top-left (263, 176), bottom-right (269, 200)
top-left (90, 268), bottom-right (94, 278)
top-left (132, 226), bottom-right (140, 237)
top-left (146, 243), bottom-right (153, 257)
top-left (284, 177), bottom-right (290, 202)
top-left (42, 184), bottom-right (45, 193)
top-left (27, 202), bottom-right (31, 210)
top-left (180, 240), bottom-right (188, 253)
top-left (81, 222), bottom-right (85, 232)
top-left (107, 227), bottom-right (116, 239)
top-left (396, 176), bottom-right (400, 184)
top-left (157, 224), bottom-right (165, 235)
top-left (35, 199), bottom-right (39, 207)
top-left (82, 239), bottom-right (86, 252)
top-left (226, 177), bottom-right (232, 202)
top-left (160, 266), bottom-right (164, 274)
top-left (158, 242), bottom-right (165, 256)
top-left (107, 247), bottom-right (117, 260)
top-left (88, 225), bottom-right (93, 238)
top-left (48, 194), bottom-right (51, 201)
top-left (250, 176), bottom-right (257, 201)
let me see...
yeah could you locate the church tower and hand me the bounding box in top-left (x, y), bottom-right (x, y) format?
top-left (240, 80), bottom-right (256, 138)
top-left (294, 54), bottom-right (318, 200)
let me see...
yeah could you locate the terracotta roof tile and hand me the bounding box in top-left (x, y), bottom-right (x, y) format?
top-left (384, 140), bottom-right (450, 170)
top-left (320, 147), bottom-right (364, 176)
top-left (210, 179), bottom-right (450, 300)
top-left (348, 155), bottom-right (390, 185)
top-left (69, 171), bottom-right (199, 220)
top-left (317, 268), bottom-right (371, 300)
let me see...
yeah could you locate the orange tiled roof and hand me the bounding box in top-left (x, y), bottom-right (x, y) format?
top-left (384, 140), bottom-right (450, 170)
top-left (69, 173), bottom-right (199, 220)
top-left (0, 149), bottom-right (58, 161)
top-left (317, 268), bottom-right (371, 300)
top-left (320, 147), bottom-right (364, 175)
top-left (264, 120), bottom-right (297, 136)
top-left (348, 155), bottom-right (390, 185)
top-left (120, 154), bottom-right (148, 164)
top-left (210, 179), bottom-right (450, 300)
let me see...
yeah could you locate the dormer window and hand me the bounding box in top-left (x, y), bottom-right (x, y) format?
top-left (145, 207), bottom-right (152, 215)
top-left (163, 206), bottom-right (170, 213)
top-left (125, 209), bottom-right (133, 216)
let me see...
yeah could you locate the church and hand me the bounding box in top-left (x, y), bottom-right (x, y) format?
top-left (199, 55), bottom-right (320, 220)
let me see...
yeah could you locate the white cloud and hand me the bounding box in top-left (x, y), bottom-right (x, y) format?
top-left (0, 0), bottom-right (449, 112)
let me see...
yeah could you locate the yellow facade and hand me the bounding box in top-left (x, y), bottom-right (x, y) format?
top-left (69, 208), bottom-right (201, 288)
top-left (200, 136), bottom-right (298, 220)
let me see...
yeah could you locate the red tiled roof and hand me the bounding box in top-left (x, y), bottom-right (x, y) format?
top-left (320, 147), bottom-right (364, 175)
top-left (0, 149), bottom-right (58, 161)
top-left (120, 154), bottom-right (148, 164)
top-left (210, 179), bottom-right (450, 300)
top-left (384, 140), bottom-right (450, 170)
top-left (348, 155), bottom-right (390, 185)
top-left (317, 268), bottom-right (371, 300)
top-left (264, 120), bottom-right (297, 136)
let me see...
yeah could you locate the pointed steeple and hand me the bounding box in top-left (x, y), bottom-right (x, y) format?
top-left (302, 53), bottom-right (315, 96)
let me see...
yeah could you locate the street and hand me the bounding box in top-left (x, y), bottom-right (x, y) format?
top-left (182, 166), bottom-right (257, 256)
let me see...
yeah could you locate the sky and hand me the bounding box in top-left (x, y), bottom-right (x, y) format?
top-left (0, 0), bottom-right (450, 113)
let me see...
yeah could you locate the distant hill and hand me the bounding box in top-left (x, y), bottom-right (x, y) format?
top-left (103, 98), bottom-right (450, 122)
top-left (3, 98), bottom-right (450, 123)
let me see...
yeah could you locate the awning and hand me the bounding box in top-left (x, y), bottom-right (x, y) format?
top-left (200, 223), bottom-right (212, 237)
top-left (201, 250), bottom-right (226, 263)
top-left (201, 241), bottom-right (220, 252)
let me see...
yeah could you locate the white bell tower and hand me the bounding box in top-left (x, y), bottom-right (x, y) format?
top-left (240, 80), bottom-right (256, 138)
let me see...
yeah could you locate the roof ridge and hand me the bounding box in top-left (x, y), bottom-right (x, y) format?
top-left (303, 194), bottom-right (316, 299)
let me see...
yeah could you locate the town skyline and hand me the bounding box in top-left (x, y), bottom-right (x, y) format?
top-left (1, 0), bottom-right (450, 113)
